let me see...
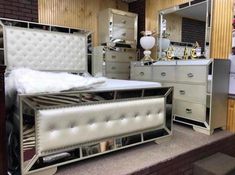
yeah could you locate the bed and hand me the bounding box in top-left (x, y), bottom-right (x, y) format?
top-left (1, 19), bottom-right (173, 175)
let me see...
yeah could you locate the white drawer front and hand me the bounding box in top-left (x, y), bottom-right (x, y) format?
top-left (131, 66), bottom-right (152, 81)
top-left (106, 51), bottom-right (136, 62)
top-left (176, 66), bottom-right (207, 84)
top-left (112, 27), bottom-right (135, 41)
top-left (106, 62), bottom-right (130, 73)
top-left (174, 84), bottom-right (207, 104)
top-left (106, 73), bottom-right (129, 80)
top-left (174, 100), bottom-right (206, 122)
top-left (152, 66), bottom-right (175, 82)
top-left (113, 14), bottom-right (135, 29)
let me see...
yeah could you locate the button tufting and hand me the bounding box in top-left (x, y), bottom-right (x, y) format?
top-left (5, 26), bottom-right (86, 71)
top-left (69, 122), bottom-right (76, 128)
top-left (48, 124), bottom-right (56, 131)
top-left (120, 115), bottom-right (125, 120)
top-left (146, 110), bottom-right (151, 116)
top-left (134, 113), bottom-right (139, 118)
top-left (106, 118), bottom-right (110, 123)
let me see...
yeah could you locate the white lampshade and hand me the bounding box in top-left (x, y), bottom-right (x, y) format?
top-left (140, 36), bottom-right (155, 50)
top-left (160, 38), bottom-right (170, 51)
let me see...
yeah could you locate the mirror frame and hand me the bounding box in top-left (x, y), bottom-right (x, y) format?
top-left (158, 0), bottom-right (213, 60)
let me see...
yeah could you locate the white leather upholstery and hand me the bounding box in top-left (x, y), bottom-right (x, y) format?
top-left (4, 26), bottom-right (87, 72)
top-left (36, 98), bottom-right (165, 154)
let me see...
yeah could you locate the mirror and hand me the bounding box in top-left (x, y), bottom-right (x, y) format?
top-left (158, 0), bottom-right (212, 60)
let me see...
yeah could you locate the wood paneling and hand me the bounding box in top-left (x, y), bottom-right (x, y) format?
top-left (38, 0), bottom-right (128, 46)
top-left (210, 0), bottom-right (233, 59)
top-left (145, 0), bottom-right (233, 59)
top-left (227, 99), bottom-right (235, 132)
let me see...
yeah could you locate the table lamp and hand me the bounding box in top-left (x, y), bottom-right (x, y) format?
top-left (140, 31), bottom-right (155, 61)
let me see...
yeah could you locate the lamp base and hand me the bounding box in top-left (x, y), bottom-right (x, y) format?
top-left (141, 50), bottom-right (154, 62)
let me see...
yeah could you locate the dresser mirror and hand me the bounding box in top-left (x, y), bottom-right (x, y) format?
top-left (158, 0), bottom-right (212, 60)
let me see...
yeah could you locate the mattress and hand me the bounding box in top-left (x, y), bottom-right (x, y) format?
top-left (10, 79), bottom-right (162, 124)
top-left (89, 79), bottom-right (162, 91)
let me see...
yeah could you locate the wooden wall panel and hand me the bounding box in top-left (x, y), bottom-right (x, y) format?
top-left (145, 0), bottom-right (233, 59)
top-left (227, 99), bottom-right (235, 132)
top-left (145, 0), bottom-right (188, 31)
top-left (210, 0), bottom-right (233, 59)
top-left (38, 0), bottom-right (128, 46)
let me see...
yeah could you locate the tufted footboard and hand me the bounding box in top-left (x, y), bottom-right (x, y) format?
top-left (37, 98), bottom-right (165, 154)
top-left (18, 87), bottom-right (173, 175)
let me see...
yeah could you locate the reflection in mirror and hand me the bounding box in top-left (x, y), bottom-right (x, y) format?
top-left (158, 0), bottom-right (212, 60)
top-left (82, 139), bottom-right (115, 157)
top-left (22, 102), bottom-right (36, 170)
top-left (116, 134), bottom-right (142, 148)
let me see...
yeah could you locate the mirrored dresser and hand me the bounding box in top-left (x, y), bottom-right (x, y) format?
top-left (92, 8), bottom-right (138, 79)
top-left (98, 8), bottom-right (138, 48)
top-left (92, 46), bottom-right (136, 79)
top-left (131, 59), bottom-right (230, 135)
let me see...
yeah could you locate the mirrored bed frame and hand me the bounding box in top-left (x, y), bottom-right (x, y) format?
top-left (0, 19), bottom-right (173, 175)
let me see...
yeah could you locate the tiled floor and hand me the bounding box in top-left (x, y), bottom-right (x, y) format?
top-left (56, 124), bottom-right (234, 175)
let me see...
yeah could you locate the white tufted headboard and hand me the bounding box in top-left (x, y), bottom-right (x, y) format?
top-left (4, 26), bottom-right (87, 72)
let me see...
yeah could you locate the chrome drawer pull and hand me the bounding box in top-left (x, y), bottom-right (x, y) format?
top-left (122, 33), bottom-right (126, 36)
top-left (122, 20), bottom-right (126, 24)
top-left (161, 72), bottom-right (166, 76)
top-left (111, 55), bottom-right (116, 59)
top-left (186, 108), bottom-right (192, 114)
top-left (111, 67), bottom-right (116, 70)
top-left (128, 56), bottom-right (133, 60)
top-left (187, 73), bottom-right (194, 78)
top-left (139, 72), bottom-right (144, 76)
top-left (179, 90), bottom-right (186, 95)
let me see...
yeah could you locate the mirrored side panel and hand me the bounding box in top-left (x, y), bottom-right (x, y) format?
top-left (21, 101), bottom-right (36, 171)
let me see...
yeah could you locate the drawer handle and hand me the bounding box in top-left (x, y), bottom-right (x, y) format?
top-left (187, 73), bottom-right (194, 78)
top-left (122, 33), bottom-right (126, 36)
top-left (122, 20), bottom-right (126, 24)
top-left (139, 72), bottom-right (144, 76)
top-left (129, 56), bottom-right (133, 60)
top-left (161, 72), bottom-right (166, 76)
top-left (111, 67), bottom-right (116, 70)
top-left (179, 90), bottom-right (186, 95)
top-left (111, 55), bottom-right (116, 59)
top-left (185, 108), bottom-right (192, 114)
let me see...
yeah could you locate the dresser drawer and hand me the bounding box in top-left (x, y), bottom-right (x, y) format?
top-left (174, 100), bottom-right (206, 122)
top-left (105, 51), bottom-right (136, 62)
top-left (152, 66), bottom-right (175, 82)
top-left (106, 73), bottom-right (129, 80)
top-left (174, 84), bottom-right (207, 104)
top-left (112, 27), bottom-right (135, 42)
top-left (113, 13), bottom-right (135, 29)
top-left (106, 62), bottom-right (130, 73)
top-left (130, 66), bottom-right (152, 81)
top-left (176, 66), bottom-right (207, 84)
